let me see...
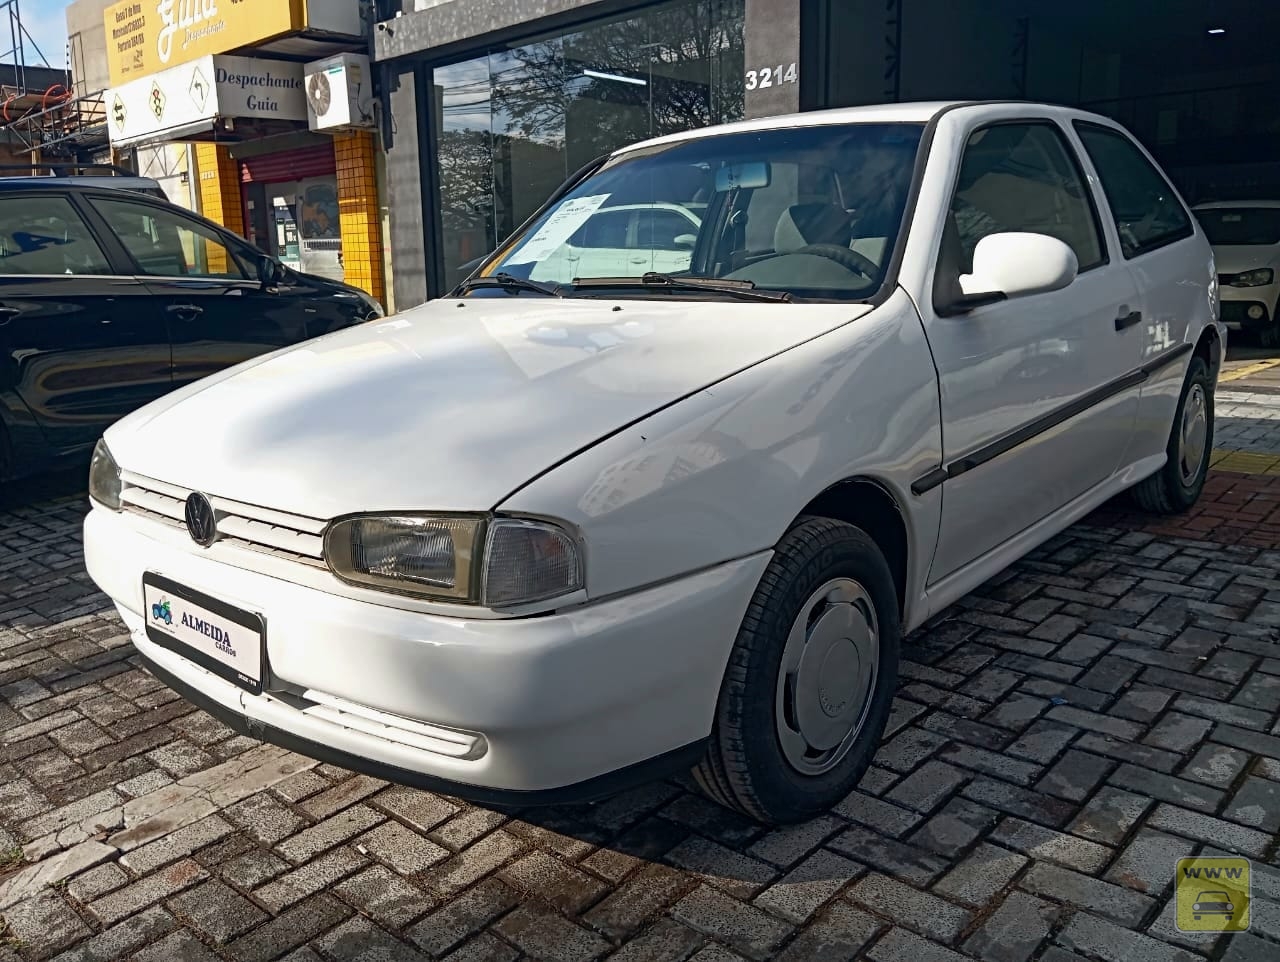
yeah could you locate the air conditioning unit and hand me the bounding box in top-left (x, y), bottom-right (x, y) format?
top-left (305, 53), bottom-right (375, 132)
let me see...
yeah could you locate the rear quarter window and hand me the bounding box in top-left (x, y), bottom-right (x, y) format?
top-left (1074, 122), bottom-right (1193, 258)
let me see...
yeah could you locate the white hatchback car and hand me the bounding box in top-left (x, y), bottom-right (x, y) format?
top-left (1193, 200), bottom-right (1280, 347)
top-left (85, 101), bottom-right (1222, 824)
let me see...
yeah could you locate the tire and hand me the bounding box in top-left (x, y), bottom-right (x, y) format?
top-left (693, 516), bottom-right (900, 824)
top-left (1260, 323), bottom-right (1280, 350)
top-left (1131, 354), bottom-right (1213, 515)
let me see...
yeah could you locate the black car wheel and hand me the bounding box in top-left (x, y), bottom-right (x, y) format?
top-left (693, 516), bottom-right (900, 824)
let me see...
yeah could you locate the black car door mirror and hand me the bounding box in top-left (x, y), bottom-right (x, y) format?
top-left (257, 255), bottom-right (284, 287)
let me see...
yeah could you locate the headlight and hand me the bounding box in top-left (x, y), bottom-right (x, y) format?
top-left (88, 438), bottom-right (121, 510)
top-left (357, 290), bottom-right (385, 320)
top-left (1230, 268), bottom-right (1274, 287)
top-left (323, 514), bottom-right (582, 607)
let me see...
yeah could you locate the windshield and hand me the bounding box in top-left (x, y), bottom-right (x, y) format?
top-left (1197, 207), bottom-right (1280, 246)
top-left (478, 122), bottom-right (925, 301)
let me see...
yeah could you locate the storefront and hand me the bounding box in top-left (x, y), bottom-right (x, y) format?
top-left (103, 0), bottom-right (389, 307)
top-left (375, 0), bottom-right (1280, 310)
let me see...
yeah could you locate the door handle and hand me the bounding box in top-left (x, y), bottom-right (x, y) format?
top-left (1115, 309), bottom-right (1143, 331)
top-left (0, 305), bottom-right (18, 326)
top-left (166, 303), bottom-right (204, 318)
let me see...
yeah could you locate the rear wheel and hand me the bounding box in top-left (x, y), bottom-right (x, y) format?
top-left (1131, 355), bottom-right (1213, 514)
top-left (693, 517), bottom-right (900, 824)
top-left (1259, 322), bottom-right (1280, 350)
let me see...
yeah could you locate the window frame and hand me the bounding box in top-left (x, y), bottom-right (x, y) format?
top-left (938, 117), bottom-right (1111, 286)
top-left (86, 193), bottom-right (255, 281)
top-left (1072, 120), bottom-right (1195, 261)
top-left (0, 191), bottom-right (116, 277)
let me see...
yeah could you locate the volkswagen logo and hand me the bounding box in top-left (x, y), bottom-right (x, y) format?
top-left (184, 492), bottom-right (218, 547)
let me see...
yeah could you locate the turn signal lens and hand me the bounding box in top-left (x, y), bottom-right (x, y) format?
top-left (88, 439), bottom-right (122, 511)
top-left (324, 516), bottom-right (482, 600)
top-left (483, 519), bottom-right (582, 606)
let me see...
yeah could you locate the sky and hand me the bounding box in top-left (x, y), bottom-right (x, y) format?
top-left (12, 0), bottom-right (68, 69)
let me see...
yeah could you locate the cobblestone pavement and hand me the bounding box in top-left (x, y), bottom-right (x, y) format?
top-left (1, 385), bottom-right (1279, 961)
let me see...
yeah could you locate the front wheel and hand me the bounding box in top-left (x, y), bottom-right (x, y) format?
top-left (1131, 354), bottom-right (1213, 514)
top-left (693, 517), bottom-right (900, 824)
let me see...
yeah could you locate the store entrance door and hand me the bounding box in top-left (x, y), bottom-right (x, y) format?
top-left (263, 177), bottom-right (342, 282)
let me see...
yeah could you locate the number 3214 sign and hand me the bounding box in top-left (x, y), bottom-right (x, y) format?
top-left (746, 63), bottom-right (798, 91)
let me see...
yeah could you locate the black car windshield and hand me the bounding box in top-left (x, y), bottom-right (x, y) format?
top-left (1197, 207), bottom-right (1280, 246)
top-left (479, 122), bottom-right (925, 301)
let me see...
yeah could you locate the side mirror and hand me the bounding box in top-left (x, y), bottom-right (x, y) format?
top-left (673, 234), bottom-right (697, 249)
top-left (955, 232), bottom-right (1078, 309)
top-left (257, 255), bottom-right (284, 287)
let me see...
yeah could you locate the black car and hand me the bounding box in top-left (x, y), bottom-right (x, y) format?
top-left (0, 175), bottom-right (383, 482)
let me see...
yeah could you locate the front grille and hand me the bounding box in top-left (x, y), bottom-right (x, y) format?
top-left (120, 475), bottom-right (328, 567)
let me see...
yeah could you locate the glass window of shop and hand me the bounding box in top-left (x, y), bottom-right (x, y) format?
top-left (431, 0), bottom-right (746, 287)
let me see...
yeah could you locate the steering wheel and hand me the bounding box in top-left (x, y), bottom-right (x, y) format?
top-left (765, 243), bottom-right (880, 280)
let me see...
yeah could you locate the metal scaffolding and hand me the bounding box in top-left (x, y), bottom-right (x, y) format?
top-left (0, 0), bottom-right (106, 160)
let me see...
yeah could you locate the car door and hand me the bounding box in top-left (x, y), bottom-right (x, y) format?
top-left (921, 117), bottom-right (1143, 582)
top-left (1071, 120), bottom-right (1205, 471)
top-left (0, 191), bottom-right (171, 454)
top-left (83, 194), bottom-right (312, 392)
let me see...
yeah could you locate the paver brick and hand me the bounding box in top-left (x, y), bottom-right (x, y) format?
top-left (866, 927), bottom-right (969, 962)
top-left (1022, 861), bottom-right (1156, 926)
top-left (752, 848), bottom-right (859, 923)
top-left (133, 930), bottom-right (222, 962)
top-left (1057, 912), bottom-right (1202, 962)
top-left (1146, 803), bottom-right (1271, 857)
top-left (275, 803), bottom-right (383, 864)
top-left (829, 824), bottom-right (947, 886)
top-left (773, 900), bottom-right (882, 962)
top-left (407, 878), bottom-right (520, 957)
top-left (847, 872), bottom-right (971, 943)
top-left (493, 902), bottom-right (612, 962)
top-left (315, 916), bottom-right (431, 962)
top-left (990, 817), bottom-right (1112, 873)
top-left (1036, 749), bottom-right (1114, 802)
top-left (1223, 775), bottom-right (1280, 832)
top-left (1108, 763), bottom-right (1224, 813)
top-left (962, 889), bottom-right (1060, 962)
top-left (1, 889), bottom-right (92, 958)
top-left (225, 894), bottom-right (352, 962)
top-left (46, 906), bottom-right (174, 962)
top-left (87, 858), bottom-right (207, 927)
top-left (254, 845), bottom-right (367, 912)
top-left (167, 879), bottom-right (267, 943)
top-left (335, 864), bottom-right (435, 929)
top-left (932, 842), bottom-right (1026, 907)
top-left (670, 885), bottom-right (792, 960)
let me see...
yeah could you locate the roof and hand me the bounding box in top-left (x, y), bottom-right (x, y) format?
top-left (0, 175), bottom-right (162, 193)
top-left (612, 100), bottom-right (1122, 157)
top-left (1193, 200), bottom-right (1280, 210)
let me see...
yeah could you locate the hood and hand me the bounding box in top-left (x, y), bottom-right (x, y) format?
top-left (1211, 244), bottom-right (1280, 276)
top-left (107, 295), bottom-right (872, 519)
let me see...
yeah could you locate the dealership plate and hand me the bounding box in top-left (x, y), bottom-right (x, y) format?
top-left (142, 573), bottom-right (265, 694)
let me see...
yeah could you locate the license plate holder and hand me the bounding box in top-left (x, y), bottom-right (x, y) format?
top-left (142, 572), bottom-right (265, 695)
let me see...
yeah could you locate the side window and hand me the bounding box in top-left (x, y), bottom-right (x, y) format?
top-left (1074, 122), bottom-right (1193, 258)
top-left (947, 122), bottom-right (1106, 275)
top-left (635, 209), bottom-right (698, 250)
top-left (0, 195), bottom-right (111, 276)
top-left (568, 209), bottom-right (632, 249)
top-left (89, 197), bottom-right (249, 279)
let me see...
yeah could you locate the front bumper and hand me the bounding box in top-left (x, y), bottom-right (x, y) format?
top-left (1219, 283), bottom-right (1279, 331)
top-left (84, 506), bottom-right (770, 801)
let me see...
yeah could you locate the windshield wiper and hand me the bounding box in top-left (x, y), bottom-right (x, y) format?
top-left (570, 272), bottom-right (793, 302)
top-left (455, 273), bottom-right (564, 297)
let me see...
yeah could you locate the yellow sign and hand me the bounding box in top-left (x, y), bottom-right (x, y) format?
top-left (1175, 856), bottom-right (1251, 933)
top-left (104, 0), bottom-right (302, 87)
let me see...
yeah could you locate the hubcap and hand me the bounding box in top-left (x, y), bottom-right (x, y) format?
top-left (775, 577), bottom-right (880, 776)
top-left (1179, 383), bottom-right (1208, 486)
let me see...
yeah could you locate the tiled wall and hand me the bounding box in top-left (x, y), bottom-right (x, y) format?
top-left (194, 144), bottom-right (245, 275)
top-left (335, 131), bottom-right (387, 307)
